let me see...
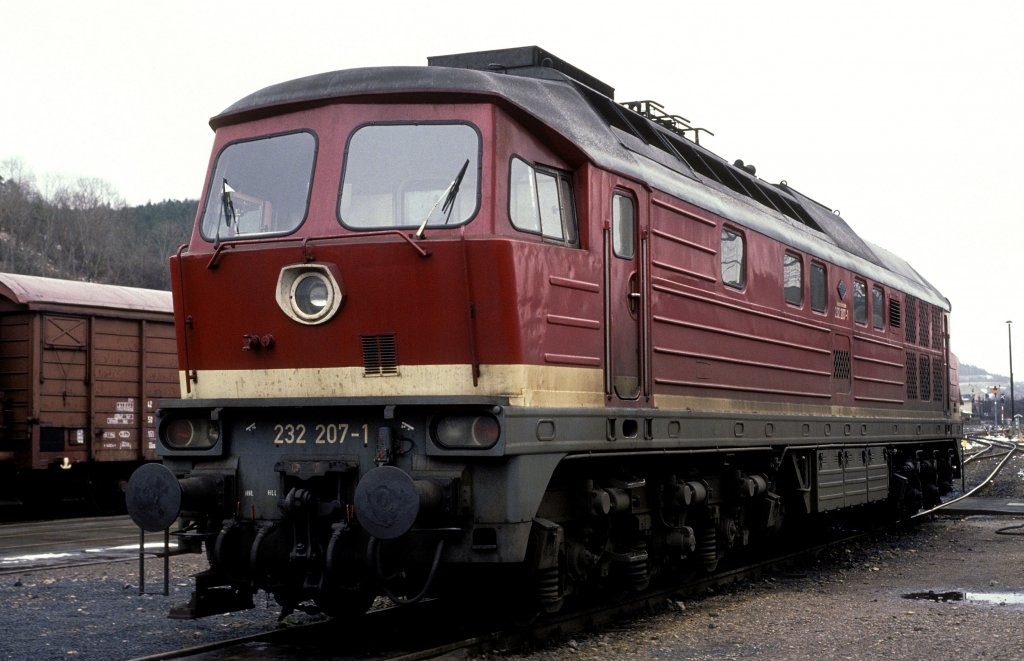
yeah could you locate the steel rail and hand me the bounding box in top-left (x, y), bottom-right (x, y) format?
top-left (913, 435), bottom-right (1020, 519)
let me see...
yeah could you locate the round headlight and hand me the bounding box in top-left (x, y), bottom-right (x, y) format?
top-left (293, 273), bottom-right (331, 317)
top-left (277, 265), bottom-right (344, 325)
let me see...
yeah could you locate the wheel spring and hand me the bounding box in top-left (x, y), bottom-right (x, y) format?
top-left (609, 549), bottom-right (650, 591)
top-left (697, 526), bottom-right (718, 570)
top-left (536, 565), bottom-right (562, 604)
top-left (621, 550), bottom-right (649, 591)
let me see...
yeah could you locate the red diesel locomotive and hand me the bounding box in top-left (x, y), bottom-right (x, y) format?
top-left (127, 47), bottom-right (961, 618)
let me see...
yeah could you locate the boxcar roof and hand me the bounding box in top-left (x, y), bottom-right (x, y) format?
top-left (0, 273), bottom-right (172, 316)
top-left (211, 48), bottom-right (948, 311)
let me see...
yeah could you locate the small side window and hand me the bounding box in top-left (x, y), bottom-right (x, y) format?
top-left (508, 157), bottom-right (578, 247)
top-left (853, 278), bottom-right (868, 325)
top-left (783, 252), bottom-right (803, 306)
top-left (721, 227), bottom-right (745, 289)
top-left (810, 262), bottom-right (827, 312)
top-left (509, 159), bottom-right (539, 232)
top-left (872, 285), bottom-right (885, 330)
top-left (612, 193), bottom-right (635, 259)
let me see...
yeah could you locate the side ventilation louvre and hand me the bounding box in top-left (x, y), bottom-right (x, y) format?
top-left (932, 360), bottom-right (945, 402)
top-left (362, 334), bottom-right (398, 376)
top-left (905, 352), bottom-right (918, 401)
top-left (889, 298), bottom-right (902, 329)
top-left (832, 349), bottom-right (851, 386)
top-left (918, 302), bottom-right (931, 348)
top-left (904, 298), bottom-right (917, 344)
top-left (919, 355), bottom-right (932, 401)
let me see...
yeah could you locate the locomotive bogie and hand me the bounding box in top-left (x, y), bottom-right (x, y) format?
top-left (127, 47), bottom-right (962, 619)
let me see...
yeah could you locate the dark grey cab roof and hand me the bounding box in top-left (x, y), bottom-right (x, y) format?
top-left (213, 47), bottom-right (947, 311)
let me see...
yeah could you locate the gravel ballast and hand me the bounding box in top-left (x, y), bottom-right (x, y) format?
top-left (1, 555), bottom-right (285, 659)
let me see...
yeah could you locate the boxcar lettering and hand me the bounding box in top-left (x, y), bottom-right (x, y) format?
top-left (107, 413), bottom-right (135, 425)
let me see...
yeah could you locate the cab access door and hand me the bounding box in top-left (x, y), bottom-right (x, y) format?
top-left (604, 186), bottom-right (648, 404)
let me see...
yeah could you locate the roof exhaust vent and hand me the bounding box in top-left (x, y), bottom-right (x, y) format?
top-left (427, 46), bottom-right (616, 99)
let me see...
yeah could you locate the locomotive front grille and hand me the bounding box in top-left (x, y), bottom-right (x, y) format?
top-left (362, 334), bottom-right (398, 376)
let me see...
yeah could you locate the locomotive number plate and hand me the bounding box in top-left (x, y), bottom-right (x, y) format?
top-left (273, 423), bottom-right (369, 446)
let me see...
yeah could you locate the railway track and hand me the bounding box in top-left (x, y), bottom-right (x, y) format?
top-left (913, 434), bottom-right (1020, 521)
top-left (126, 522), bottom-right (873, 660)
top-left (0, 515), bottom-right (176, 576)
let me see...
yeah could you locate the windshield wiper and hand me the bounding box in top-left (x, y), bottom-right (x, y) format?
top-left (214, 178), bottom-right (237, 249)
top-left (415, 159), bottom-right (470, 239)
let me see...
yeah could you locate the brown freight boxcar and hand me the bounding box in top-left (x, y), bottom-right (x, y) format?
top-left (0, 273), bottom-right (177, 510)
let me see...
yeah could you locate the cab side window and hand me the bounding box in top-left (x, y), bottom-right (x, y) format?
top-left (783, 252), bottom-right (802, 306)
top-left (872, 285), bottom-right (886, 330)
top-left (612, 193), bottom-right (635, 258)
top-left (509, 157), bottom-right (578, 247)
top-left (853, 278), bottom-right (868, 325)
top-left (810, 262), bottom-right (827, 312)
top-left (721, 227), bottom-right (745, 288)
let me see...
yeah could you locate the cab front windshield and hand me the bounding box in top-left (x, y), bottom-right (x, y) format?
top-left (200, 131), bottom-right (315, 241)
top-left (338, 123), bottom-right (480, 230)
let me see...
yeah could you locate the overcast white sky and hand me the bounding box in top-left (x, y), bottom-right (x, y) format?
top-left (1, 1), bottom-right (1022, 377)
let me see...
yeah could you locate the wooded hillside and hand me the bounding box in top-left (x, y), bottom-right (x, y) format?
top-left (0, 160), bottom-right (195, 290)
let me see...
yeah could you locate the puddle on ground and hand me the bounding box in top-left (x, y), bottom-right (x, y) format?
top-left (903, 590), bottom-right (1024, 605)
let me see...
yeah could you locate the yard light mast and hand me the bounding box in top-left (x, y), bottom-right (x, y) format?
top-left (1008, 320), bottom-right (1016, 435)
